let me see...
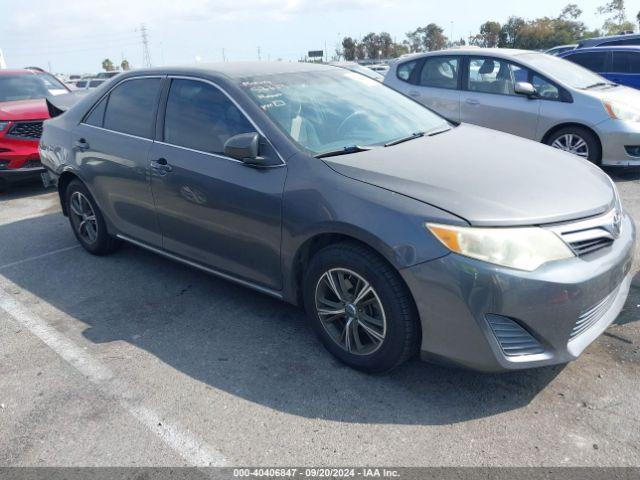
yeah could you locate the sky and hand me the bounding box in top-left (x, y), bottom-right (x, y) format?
top-left (0, 0), bottom-right (637, 74)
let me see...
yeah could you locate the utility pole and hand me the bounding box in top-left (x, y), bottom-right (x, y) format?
top-left (257, 46), bottom-right (261, 61)
top-left (222, 48), bottom-right (226, 62)
top-left (139, 24), bottom-right (152, 68)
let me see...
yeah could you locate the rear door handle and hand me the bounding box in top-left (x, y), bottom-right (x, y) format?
top-left (465, 98), bottom-right (480, 106)
top-left (74, 138), bottom-right (89, 150)
top-left (150, 158), bottom-right (173, 174)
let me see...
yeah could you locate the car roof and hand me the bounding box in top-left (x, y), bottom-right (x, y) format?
top-left (134, 61), bottom-right (335, 80)
top-left (581, 33), bottom-right (640, 42)
top-left (0, 69), bottom-right (40, 76)
top-left (393, 48), bottom-right (538, 62)
top-left (568, 45), bottom-right (640, 52)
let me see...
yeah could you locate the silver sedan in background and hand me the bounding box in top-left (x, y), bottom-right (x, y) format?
top-left (385, 48), bottom-right (640, 167)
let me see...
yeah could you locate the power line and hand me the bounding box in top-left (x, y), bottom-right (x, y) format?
top-left (138, 24), bottom-right (152, 68)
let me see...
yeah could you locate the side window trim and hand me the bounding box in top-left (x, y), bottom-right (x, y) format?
top-left (80, 75), bottom-right (165, 141)
top-left (157, 75), bottom-right (285, 166)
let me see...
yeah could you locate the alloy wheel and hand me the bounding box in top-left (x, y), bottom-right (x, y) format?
top-left (69, 191), bottom-right (98, 244)
top-left (551, 133), bottom-right (589, 158)
top-left (314, 268), bottom-right (387, 356)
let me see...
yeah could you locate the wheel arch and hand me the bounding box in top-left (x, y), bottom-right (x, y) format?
top-left (541, 122), bottom-right (603, 158)
top-left (288, 231), bottom-right (415, 310)
top-left (57, 170), bottom-right (82, 217)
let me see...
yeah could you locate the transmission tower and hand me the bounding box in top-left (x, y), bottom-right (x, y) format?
top-left (139, 24), bottom-right (152, 68)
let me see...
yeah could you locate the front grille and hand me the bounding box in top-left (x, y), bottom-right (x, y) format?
top-left (570, 287), bottom-right (619, 340)
top-left (486, 314), bottom-right (545, 356)
top-left (7, 121), bottom-right (44, 140)
top-left (549, 209), bottom-right (621, 257)
top-left (569, 237), bottom-right (614, 256)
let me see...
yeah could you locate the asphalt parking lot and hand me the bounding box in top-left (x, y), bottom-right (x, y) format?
top-left (0, 170), bottom-right (639, 467)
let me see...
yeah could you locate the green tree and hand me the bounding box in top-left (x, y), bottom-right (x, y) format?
top-left (478, 21), bottom-right (502, 47)
top-left (405, 24), bottom-right (447, 52)
top-left (499, 16), bottom-right (526, 47)
top-left (424, 23), bottom-right (447, 51)
top-left (102, 58), bottom-right (115, 71)
top-left (597, 0), bottom-right (635, 34)
top-left (121, 59), bottom-right (130, 71)
top-left (340, 37), bottom-right (358, 61)
top-left (405, 27), bottom-right (424, 52)
top-left (560, 4), bottom-right (582, 20)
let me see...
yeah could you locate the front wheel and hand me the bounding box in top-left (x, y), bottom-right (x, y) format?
top-left (545, 126), bottom-right (601, 165)
top-left (303, 242), bottom-right (419, 373)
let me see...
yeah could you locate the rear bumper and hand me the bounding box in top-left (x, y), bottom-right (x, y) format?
top-left (401, 213), bottom-right (635, 372)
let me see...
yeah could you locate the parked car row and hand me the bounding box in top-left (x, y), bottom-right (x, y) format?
top-left (36, 61), bottom-right (635, 374)
top-left (384, 48), bottom-right (640, 166)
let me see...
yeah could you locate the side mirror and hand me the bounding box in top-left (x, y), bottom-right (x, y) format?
top-left (224, 132), bottom-right (264, 165)
top-left (514, 81), bottom-right (537, 97)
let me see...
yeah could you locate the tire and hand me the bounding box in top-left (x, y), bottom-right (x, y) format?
top-left (303, 242), bottom-right (419, 373)
top-left (545, 126), bottom-right (601, 165)
top-left (65, 179), bottom-right (120, 255)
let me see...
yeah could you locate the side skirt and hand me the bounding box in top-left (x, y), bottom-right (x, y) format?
top-left (116, 234), bottom-right (284, 300)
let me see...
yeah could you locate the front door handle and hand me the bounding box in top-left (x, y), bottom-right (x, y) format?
top-left (408, 90), bottom-right (421, 98)
top-left (74, 138), bottom-right (90, 150)
top-left (465, 98), bottom-right (480, 106)
top-left (150, 158), bottom-right (173, 174)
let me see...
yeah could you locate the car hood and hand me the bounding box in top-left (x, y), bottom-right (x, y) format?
top-left (0, 99), bottom-right (50, 121)
top-left (583, 84), bottom-right (640, 107)
top-left (324, 124), bottom-right (615, 227)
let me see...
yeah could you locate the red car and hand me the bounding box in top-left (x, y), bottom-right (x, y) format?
top-left (0, 69), bottom-right (69, 188)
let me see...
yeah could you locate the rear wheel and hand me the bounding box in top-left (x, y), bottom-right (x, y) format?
top-left (65, 180), bottom-right (120, 255)
top-left (303, 242), bottom-right (419, 373)
top-left (545, 126), bottom-right (601, 165)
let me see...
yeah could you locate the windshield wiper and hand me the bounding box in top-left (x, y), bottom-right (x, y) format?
top-left (583, 82), bottom-right (616, 89)
top-left (314, 145), bottom-right (373, 159)
top-left (384, 126), bottom-right (451, 147)
top-left (384, 131), bottom-right (425, 147)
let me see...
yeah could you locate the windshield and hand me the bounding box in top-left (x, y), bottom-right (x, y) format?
top-left (519, 53), bottom-right (610, 89)
top-left (0, 73), bottom-right (67, 102)
top-left (239, 70), bottom-right (450, 155)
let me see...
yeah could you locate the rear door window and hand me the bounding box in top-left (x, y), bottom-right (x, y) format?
top-left (564, 51), bottom-right (608, 72)
top-left (396, 60), bottom-right (418, 82)
top-left (611, 51), bottom-right (640, 73)
top-left (163, 78), bottom-right (254, 155)
top-left (103, 78), bottom-right (162, 138)
top-left (418, 56), bottom-right (459, 89)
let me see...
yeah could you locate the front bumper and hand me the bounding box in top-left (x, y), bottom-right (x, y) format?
top-left (596, 118), bottom-right (640, 167)
top-left (0, 134), bottom-right (44, 183)
top-left (401, 213), bottom-right (635, 372)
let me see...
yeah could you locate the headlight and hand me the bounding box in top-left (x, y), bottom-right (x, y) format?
top-left (603, 101), bottom-right (640, 122)
top-left (0, 121), bottom-right (10, 132)
top-left (426, 223), bottom-right (574, 271)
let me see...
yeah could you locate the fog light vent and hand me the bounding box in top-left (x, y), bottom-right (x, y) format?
top-left (625, 146), bottom-right (640, 157)
top-left (486, 314), bottom-right (544, 357)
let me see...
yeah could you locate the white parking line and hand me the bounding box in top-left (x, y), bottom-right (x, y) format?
top-left (0, 283), bottom-right (228, 466)
top-left (0, 245), bottom-right (81, 271)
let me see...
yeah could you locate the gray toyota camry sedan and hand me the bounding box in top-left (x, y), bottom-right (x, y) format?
top-left (39, 62), bottom-right (635, 373)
